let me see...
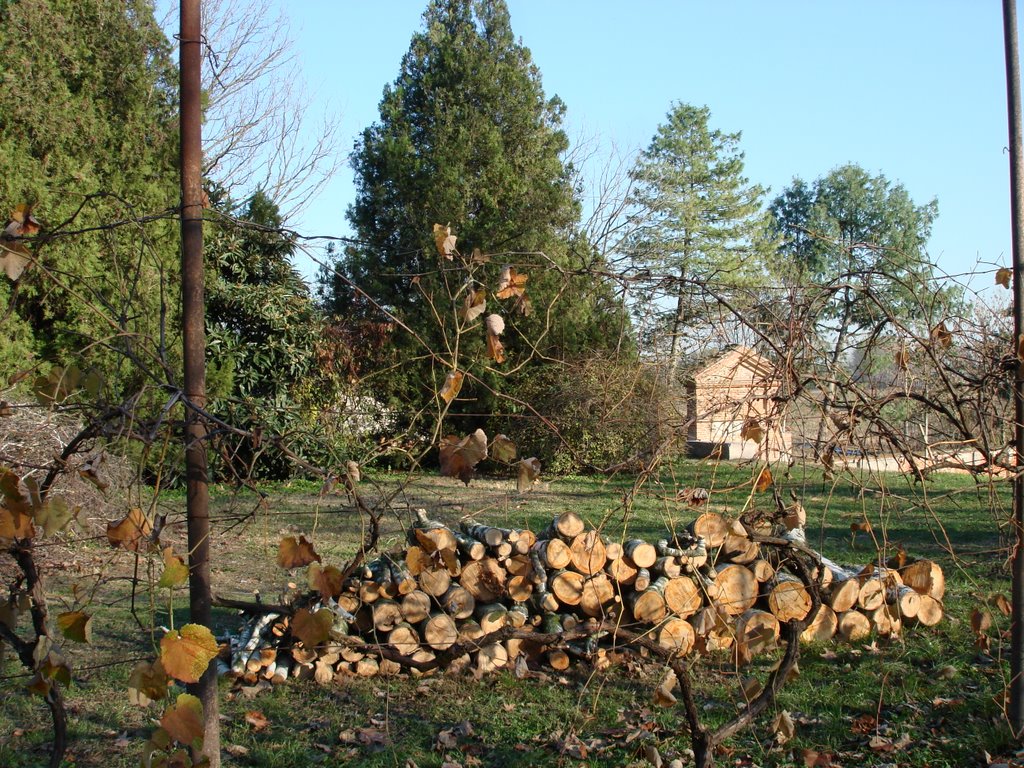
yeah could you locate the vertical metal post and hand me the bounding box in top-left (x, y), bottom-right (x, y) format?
top-left (180, 0), bottom-right (220, 763)
top-left (1004, 0), bottom-right (1024, 736)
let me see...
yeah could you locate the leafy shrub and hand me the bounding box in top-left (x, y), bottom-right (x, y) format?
top-left (502, 356), bottom-right (667, 475)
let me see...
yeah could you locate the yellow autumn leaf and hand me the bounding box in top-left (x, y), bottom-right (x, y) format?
top-left (106, 508), bottom-right (152, 552)
top-left (160, 692), bottom-right (204, 746)
top-left (56, 610), bottom-right (92, 643)
top-left (489, 434), bottom-right (517, 463)
top-left (158, 546), bottom-right (189, 589)
top-left (996, 266), bottom-right (1012, 288)
top-left (160, 624), bottom-right (219, 684)
top-left (291, 607), bottom-right (333, 648)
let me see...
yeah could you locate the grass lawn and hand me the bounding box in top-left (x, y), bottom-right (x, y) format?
top-left (0, 459), bottom-right (1019, 767)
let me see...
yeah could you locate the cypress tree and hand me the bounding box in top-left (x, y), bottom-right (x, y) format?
top-left (323, 0), bottom-right (624, 426)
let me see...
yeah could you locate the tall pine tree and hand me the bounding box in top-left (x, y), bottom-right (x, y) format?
top-left (626, 103), bottom-right (770, 379)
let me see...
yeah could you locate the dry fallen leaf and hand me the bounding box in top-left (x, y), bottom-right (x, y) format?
top-left (771, 710), bottom-right (795, 745)
top-left (654, 668), bottom-right (677, 707)
top-left (244, 710), bottom-right (271, 731)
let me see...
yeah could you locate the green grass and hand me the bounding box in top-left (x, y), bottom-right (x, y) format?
top-left (1, 460), bottom-right (1019, 766)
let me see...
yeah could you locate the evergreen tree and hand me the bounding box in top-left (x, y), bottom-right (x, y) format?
top-left (626, 103), bottom-right (770, 378)
top-left (323, 0), bottom-right (624, 424)
top-left (206, 190), bottom-right (340, 479)
top-left (768, 164), bottom-right (942, 449)
top-left (0, 0), bottom-right (179, 391)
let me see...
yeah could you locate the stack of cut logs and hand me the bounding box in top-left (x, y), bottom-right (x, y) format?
top-left (230, 508), bottom-right (946, 684)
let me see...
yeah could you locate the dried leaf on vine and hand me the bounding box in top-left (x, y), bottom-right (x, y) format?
top-left (970, 608), bottom-right (992, 636)
top-left (460, 286), bottom-right (487, 322)
top-left (471, 247), bottom-right (489, 264)
top-left (78, 455), bottom-right (109, 491)
top-left (894, 345), bottom-right (910, 371)
top-left (27, 649), bottom-right (70, 697)
top-left (496, 265), bottom-right (527, 299)
top-left (517, 457), bottom-right (541, 493)
top-left (754, 467), bottom-right (773, 492)
top-left (291, 607), bottom-right (333, 648)
top-left (991, 593), bottom-right (1012, 616)
top-left (439, 370), bottom-right (465, 405)
top-left (106, 508), bottom-right (152, 551)
top-left (0, 240), bottom-right (30, 281)
top-left (160, 693), bottom-right (204, 746)
top-left (1, 205), bottom-right (39, 281)
top-left (677, 487), bottom-right (709, 507)
top-left (0, 506), bottom-right (35, 541)
top-left (158, 547), bottom-right (189, 589)
top-left (129, 659), bottom-right (169, 706)
top-left (433, 223), bottom-right (457, 259)
top-left (929, 322), bottom-right (952, 349)
top-left (740, 418), bottom-right (763, 443)
top-left (485, 313), bottom-right (506, 363)
top-left (8, 204), bottom-right (41, 236)
top-left (57, 611), bottom-right (92, 643)
top-left (513, 293), bottom-right (532, 316)
top-left (346, 460), bottom-right (361, 486)
top-left (487, 333), bottom-right (506, 363)
top-left (277, 535), bottom-right (321, 568)
top-left (439, 429), bottom-right (488, 485)
top-left (489, 434), bottom-right (517, 463)
top-left (33, 365), bottom-right (82, 405)
top-left (996, 266), bottom-right (1012, 288)
top-left (308, 563), bottom-right (344, 599)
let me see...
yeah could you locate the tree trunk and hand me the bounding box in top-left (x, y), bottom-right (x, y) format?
top-left (179, 1), bottom-right (218, 763)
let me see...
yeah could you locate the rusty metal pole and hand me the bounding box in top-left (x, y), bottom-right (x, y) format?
top-left (180, 0), bottom-right (220, 763)
top-left (1004, 0), bottom-right (1024, 736)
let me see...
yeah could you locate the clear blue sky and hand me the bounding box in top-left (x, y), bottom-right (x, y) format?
top-left (277, 1), bottom-right (1017, 288)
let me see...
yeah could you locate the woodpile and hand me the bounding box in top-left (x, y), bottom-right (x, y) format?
top-left (229, 507), bottom-right (947, 685)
